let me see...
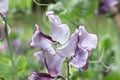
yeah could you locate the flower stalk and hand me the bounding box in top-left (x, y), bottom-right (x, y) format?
top-left (0, 13), bottom-right (18, 80)
top-left (67, 58), bottom-right (70, 80)
top-left (33, 0), bottom-right (48, 6)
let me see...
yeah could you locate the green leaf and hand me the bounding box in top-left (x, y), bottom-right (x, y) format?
top-left (102, 73), bottom-right (120, 80)
top-left (0, 58), bottom-right (12, 78)
top-left (15, 56), bottom-right (27, 76)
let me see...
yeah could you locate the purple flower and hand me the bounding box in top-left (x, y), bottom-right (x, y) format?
top-left (30, 11), bottom-right (98, 80)
top-left (30, 24), bottom-right (64, 78)
top-left (70, 26), bottom-right (97, 70)
top-left (57, 25), bottom-right (98, 70)
top-left (98, 0), bottom-right (118, 14)
top-left (0, 0), bottom-right (9, 17)
top-left (30, 11), bottom-right (69, 79)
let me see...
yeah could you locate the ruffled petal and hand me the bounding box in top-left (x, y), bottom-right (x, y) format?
top-left (28, 72), bottom-right (53, 80)
top-left (30, 24), bottom-right (56, 55)
top-left (69, 45), bottom-right (89, 71)
top-left (56, 29), bottom-right (79, 57)
top-left (78, 26), bottom-right (98, 50)
top-left (108, 0), bottom-right (118, 6)
top-left (34, 51), bottom-right (44, 61)
top-left (34, 51), bottom-right (47, 68)
top-left (45, 53), bottom-right (64, 78)
top-left (34, 51), bottom-right (64, 78)
top-left (0, 0), bottom-right (9, 17)
top-left (46, 11), bottom-right (70, 44)
top-left (46, 11), bottom-right (61, 25)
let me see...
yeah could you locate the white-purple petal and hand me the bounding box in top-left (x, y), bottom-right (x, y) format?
top-left (78, 26), bottom-right (98, 49)
top-left (69, 45), bottom-right (89, 71)
top-left (46, 11), bottom-right (70, 44)
top-left (45, 53), bottom-right (64, 77)
top-left (0, 0), bottom-right (9, 17)
top-left (46, 11), bottom-right (61, 25)
top-left (34, 51), bottom-right (44, 61)
top-left (33, 51), bottom-right (64, 78)
top-left (56, 29), bottom-right (79, 57)
top-left (30, 24), bottom-right (56, 55)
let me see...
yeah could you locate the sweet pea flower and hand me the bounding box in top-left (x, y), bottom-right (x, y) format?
top-left (30, 23), bottom-right (65, 78)
top-left (0, 0), bottom-right (9, 17)
top-left (69, 26), bottom-right (98, 71)
top-left (57, 25), bottom-right (98, 70)
top-left (29, 11), bottom-right (98, 80)
top-left (30, 24), bottom-right (65, 79)
top-left (98, 0), bottom-right (118, 14)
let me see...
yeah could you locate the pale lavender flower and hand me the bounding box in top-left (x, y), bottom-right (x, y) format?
top-left (57, 25), bottom-right (98, 70)
top-left (0, 39), bottom-right (21, 53)
top-left (0, 0), bottom-right (9, 17)
top-left (30, 22), bottom-right (65, 79)
top-left (30, 11), bottom-right (98, 79)
top-left (70, 26), bottom-right (98, 70)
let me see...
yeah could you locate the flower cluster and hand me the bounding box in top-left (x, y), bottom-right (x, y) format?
top-left (29, 11), bottom-right (98, 80)
top-left (98, 0), bottom-right (118, 14)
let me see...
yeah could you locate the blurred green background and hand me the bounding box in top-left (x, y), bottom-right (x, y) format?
top-left (0, 0), bottom-right (120, 80)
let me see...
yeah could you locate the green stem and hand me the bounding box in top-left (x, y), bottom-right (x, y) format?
top-left (0, 13), bottom-right (18, 80)
top-left (33, 0), bottom-right (48, 6)
top-left (90, 48), bottom-right (105, 64)
top-left (67, 58), bottom-right (70, 80)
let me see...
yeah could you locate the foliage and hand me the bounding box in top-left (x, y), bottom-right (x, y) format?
top-left (0, 55), bottom-right (27, 80)
top-left (9, 0), bottom-right (32, 15)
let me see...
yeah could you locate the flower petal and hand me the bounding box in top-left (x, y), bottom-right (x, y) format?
top-left (56, 29), bottom-right (79, 57)
top-left (46, 11), bottom-right (61, 25)
top-left (34, 51), bottom-right (44, 61)
top-left (28, 72), bottom-right (53, 80)
top-left (45, 53), bottom-right (64, 78)
top-left (30, 24), bottom-right (56, 55)
top-left (34, 51), bottom-right (64, 78)
top-left (78, 25), bottom-right (98, 49)
top-left (98, 0), bottom-right (118, 14)
top-left (101, 0), bottom-right (118, 6)
top-left (34, 51), bottom-right (46, 68)
top-left (69, 45), bottom-right (89, 71)
top-left (0, 0), bottom-right (9, 17)
top-left (46, 11), bottom-right (70, 44)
